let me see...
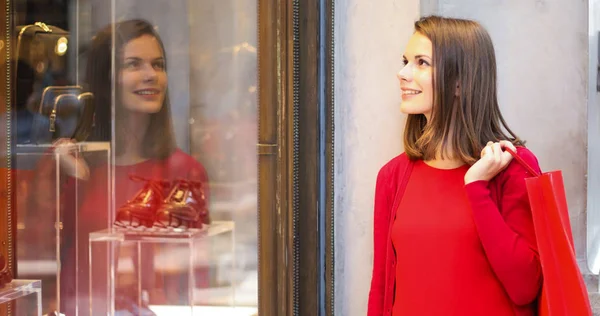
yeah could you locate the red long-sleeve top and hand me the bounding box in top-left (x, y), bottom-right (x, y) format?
top-left (368, 147), bottom-right (543, 316)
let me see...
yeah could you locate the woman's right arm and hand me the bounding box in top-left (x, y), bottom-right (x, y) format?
top-left (368, 167), bottom-right (391, 316)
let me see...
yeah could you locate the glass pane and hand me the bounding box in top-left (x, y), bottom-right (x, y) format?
top-left (11, 0), bottom-right (258, 315)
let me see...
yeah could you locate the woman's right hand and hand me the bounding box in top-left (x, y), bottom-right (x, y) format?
top-left (53, 138), bottom-right (90, 180)
top-left (464, 140), bottom-right (516, 185)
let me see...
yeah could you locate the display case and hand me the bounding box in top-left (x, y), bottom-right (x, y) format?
top-left (88, 221), bottom-right (237, 315)
top-left (7, 0), bottom-right (259, 313)
top-left (0, 280), bottom-right (43, 316)
top-left (14, 142), bottom-right (110, 314)
top-left (1, 0), bottom-right (335, 315)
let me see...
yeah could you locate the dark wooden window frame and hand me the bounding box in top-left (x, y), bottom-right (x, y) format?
top-left (258, 0), bottom-right (335, 315)
top-left (1, 0), bottom-right (16, 315)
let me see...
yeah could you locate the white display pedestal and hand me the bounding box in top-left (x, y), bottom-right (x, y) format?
top-left (0, 279), bottom-right (42, 315)
top-left (89, 221), bottom-right (235, 316)
top-left (14, 142), bottom-right (110, 315)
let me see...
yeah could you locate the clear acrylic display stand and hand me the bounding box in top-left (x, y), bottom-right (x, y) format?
top-left (0, 279), bottom-right (42, 315)
top-left (89, 221), bottom-right (236, 316)
top-left (14, 142), bottom-right (110, 315)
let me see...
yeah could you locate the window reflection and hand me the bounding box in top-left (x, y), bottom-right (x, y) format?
top-left (11, 1), bottom-right (258, 315)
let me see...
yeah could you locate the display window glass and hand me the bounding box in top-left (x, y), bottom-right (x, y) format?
top-left (8, 1), bottom-right (258, 315)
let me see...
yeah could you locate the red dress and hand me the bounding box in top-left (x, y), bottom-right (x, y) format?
top-left (368, 147), bottom-right (542, 316)
top-left (391, 160), bottom-right (514, 315)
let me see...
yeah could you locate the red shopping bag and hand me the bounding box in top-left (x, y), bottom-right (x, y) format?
top-left (506, 148), bottom-right (592, 316)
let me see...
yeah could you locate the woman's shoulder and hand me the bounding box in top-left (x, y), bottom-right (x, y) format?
top-left (167, 149), bottom-right (200, 164)
top-left (377, 152), bottom-right (410, 182)
top-left (498, 146), bottom-right (541, 181)
top-left (515, 146), bottom-right (539, 165)
top-left (165, 149), bottom-right (209, 179)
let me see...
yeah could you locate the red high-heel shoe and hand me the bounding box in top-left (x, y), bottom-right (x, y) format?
top-left (154, 179), bottom-right (209, 229)
top-left (114, 176), bottom-right (170, 228)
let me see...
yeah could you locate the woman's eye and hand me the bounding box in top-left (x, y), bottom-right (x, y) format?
top-left (417, 59), bottom-right (430, 66)
top-left (153, 61), bottom-right (165, 70)
top-left (123, 60), bottom-right (140, 69)
top-left (402, 59), bottom-right (408, 66)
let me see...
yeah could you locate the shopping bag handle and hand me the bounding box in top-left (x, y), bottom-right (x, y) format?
top-left (504, 147), bottom-right (541, 177)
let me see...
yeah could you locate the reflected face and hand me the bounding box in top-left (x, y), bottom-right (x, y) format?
top-left (119, 34), bottom-right (167, 114)
top-left (397, 32), bottom-right (434, 119)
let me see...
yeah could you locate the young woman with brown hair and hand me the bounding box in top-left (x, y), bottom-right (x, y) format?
top-left (368, 16), bottom-right (542, 316)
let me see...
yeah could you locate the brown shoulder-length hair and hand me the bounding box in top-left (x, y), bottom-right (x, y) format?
top-left (403, 16), bottom-right (523, 165)
top-left (86, 19), bottom-right (175, 159)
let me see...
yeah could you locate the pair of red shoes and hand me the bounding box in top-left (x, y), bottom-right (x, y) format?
top-left (114, 176), bottom-right (209, 229)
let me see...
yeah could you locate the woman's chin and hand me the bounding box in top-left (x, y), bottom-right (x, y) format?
top-left (400, 104), bottom-right (430, 116)
top-left (125, 102), bottom-right (163, 114)
top-left (399, 108), bottom-right (422, 115)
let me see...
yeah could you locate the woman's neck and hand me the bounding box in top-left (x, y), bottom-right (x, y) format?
top-left (424, 145), bottom-right (466, 169)
top-left (423, 158), bottom-right (465, 169)
top-left (115, 111), bottom-right (150, 166)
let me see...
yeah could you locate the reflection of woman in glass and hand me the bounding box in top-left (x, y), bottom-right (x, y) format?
top-left (56, 19), bottom-right (210, 315)
top-left (85, 19), bottom-right (210, 229)
top-left (368, 16), bottom-right (542, 316)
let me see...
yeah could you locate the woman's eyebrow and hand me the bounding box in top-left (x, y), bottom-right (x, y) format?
top-left (414, 54), bottom-right (431, 59)
top-left (402, 54), bottom-right (432, 60)
top-left (123, 56), bottom-right (165, 60)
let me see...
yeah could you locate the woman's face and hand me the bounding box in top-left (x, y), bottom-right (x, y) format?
top-left (119, 34), bottom-right (167, 114)
top-left (397, 32), bottom-right (434, 119)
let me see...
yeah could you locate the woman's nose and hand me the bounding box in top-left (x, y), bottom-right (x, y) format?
top-left (142, 63), bottom-right (158, 81)
top-left (397, 64), bottom-right (411, 82)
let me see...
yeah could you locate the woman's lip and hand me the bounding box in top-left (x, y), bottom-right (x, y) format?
top-left (401, 92), bottom-right (421, 100)
top-left (135, 91), bottom-right (160, 100)
top-left (134, 89), bottom-right (160, 93)
top-left (401, 90), bottom-right (422, 95)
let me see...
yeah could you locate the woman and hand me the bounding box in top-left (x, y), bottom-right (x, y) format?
top-left (368, 16), bottom-right (542, 316)
top-left (52, 19), bottom-right (210, 315)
